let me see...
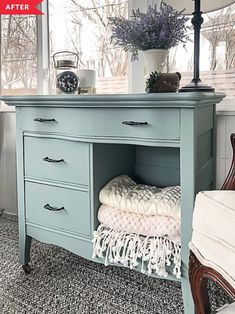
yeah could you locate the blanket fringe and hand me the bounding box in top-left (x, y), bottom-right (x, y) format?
top-left (92, 225), bottom-right (181, 279)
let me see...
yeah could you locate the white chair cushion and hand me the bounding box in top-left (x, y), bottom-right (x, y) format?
top-left (190, 190), bottom-right (235, 289)
top-left (216, 302), bottom-right (235, 313)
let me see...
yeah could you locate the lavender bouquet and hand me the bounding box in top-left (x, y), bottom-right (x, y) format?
top-left (109, 2), bottom-right (190, 61)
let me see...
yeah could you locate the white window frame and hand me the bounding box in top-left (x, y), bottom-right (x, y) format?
top-left (36, 0), bottom-right (50, 94)
top-left (128, 0), bottom-right (146, 93)
top-left (0, 16), bottom-right (2, 96)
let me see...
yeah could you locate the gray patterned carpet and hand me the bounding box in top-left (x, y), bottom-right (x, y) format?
top-left (0, 215), bottom-right (231, 314)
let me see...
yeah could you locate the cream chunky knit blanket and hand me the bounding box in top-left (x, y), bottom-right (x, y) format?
top-left (99, 175), bottom-right (181, 219)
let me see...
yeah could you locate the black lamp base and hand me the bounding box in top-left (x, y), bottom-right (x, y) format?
top-left (179, 79), bottom-right (215, 92)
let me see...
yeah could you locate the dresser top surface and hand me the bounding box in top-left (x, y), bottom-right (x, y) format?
top-left (1, 92), bottom-right (225, 108)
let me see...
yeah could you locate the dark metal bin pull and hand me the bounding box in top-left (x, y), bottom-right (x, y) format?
top-left (34, 118), bottom-right (56, 123)
top-left (44, 204), bottom-right (65, 212)
top-left (122, 121), bottom-right (148, 126)
top-left (43, 157), bottom-right (64, 163)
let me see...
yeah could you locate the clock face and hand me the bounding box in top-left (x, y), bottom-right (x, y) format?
top-left (56, 71), bottom-right (79, 94)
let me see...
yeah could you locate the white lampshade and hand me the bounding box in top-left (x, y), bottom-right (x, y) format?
top-left (164, 0), bottom-right (235, 14)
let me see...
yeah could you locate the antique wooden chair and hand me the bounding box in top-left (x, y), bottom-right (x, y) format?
top-left (189, 133), bottom-right (235, 314)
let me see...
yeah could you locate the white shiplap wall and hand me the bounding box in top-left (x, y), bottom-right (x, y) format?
top-left (216, 101), bottom-right (235, 189)
top-left (0, 112), bottom-right (17, 215)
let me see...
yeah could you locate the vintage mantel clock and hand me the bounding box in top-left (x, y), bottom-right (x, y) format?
top-left (53, 51), bottom-right (80, 94)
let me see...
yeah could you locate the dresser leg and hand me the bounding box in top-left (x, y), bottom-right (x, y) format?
top-left (22, 264), bottom-right (31, 274)
top-left (19, 234), bottom-right (32, 272)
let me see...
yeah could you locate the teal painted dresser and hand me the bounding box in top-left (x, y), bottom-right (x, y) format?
top-left (3, 93), bottom-right (225, 313)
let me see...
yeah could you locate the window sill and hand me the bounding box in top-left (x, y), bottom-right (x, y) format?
top-left (0, 108), bottom-right (15, 113)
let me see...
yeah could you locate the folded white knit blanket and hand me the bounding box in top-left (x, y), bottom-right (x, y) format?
top-left (98, 204), bottom-right (181, 240)
top-left (99, 175), bottom-right (181, 219)
top-left (93, 225), bottom-right (181, 279)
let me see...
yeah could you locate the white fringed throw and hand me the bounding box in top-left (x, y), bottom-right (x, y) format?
top-left (93, 225), bottom-right (181, 279)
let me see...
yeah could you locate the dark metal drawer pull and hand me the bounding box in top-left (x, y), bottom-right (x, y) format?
top-left (43, 157), bottom-right (64, 163)
top-left (122, 121), bottom-right (148, 126)
top-left (44, 204), bottom-right (65, 212)
top-left (34, 118), bottom-right (56, 122)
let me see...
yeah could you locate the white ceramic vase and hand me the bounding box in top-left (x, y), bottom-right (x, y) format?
top-left (143, 49), bottom-right (168, 76)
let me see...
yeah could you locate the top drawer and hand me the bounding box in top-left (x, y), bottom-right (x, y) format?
top-left (18, 107), bottom-right (180, 141)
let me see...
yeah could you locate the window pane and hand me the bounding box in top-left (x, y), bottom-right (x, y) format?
top-left (1, 15), bottom-right (38, 96)
top-left (49, 0), bottom-right (128, 94)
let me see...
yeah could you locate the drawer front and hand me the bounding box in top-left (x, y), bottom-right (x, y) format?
top-left (19, 107), bottom-right (180, 140)
top-left (24, 137), bottom-right (89, 185)
top-left (25, 182), bottom-right (90, 236)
